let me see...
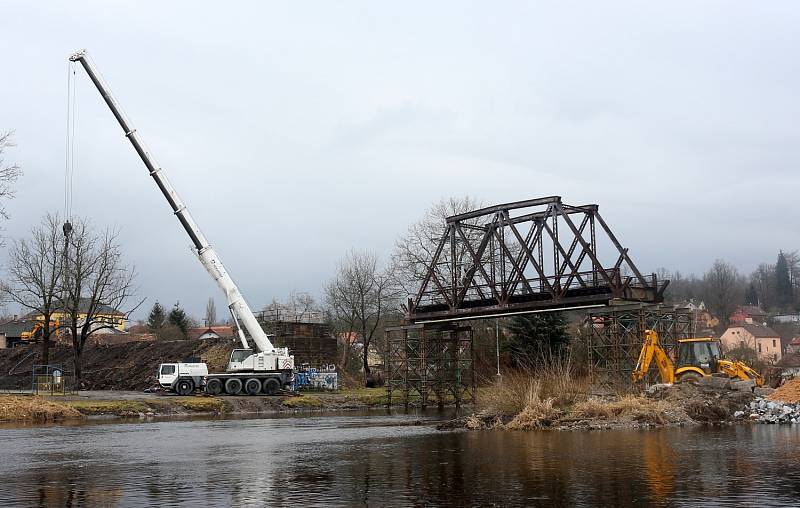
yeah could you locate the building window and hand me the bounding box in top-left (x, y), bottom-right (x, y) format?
top-left (758, 343), bottom-right (762, 353)
top-left (773, 339), bottom-right (777, 348)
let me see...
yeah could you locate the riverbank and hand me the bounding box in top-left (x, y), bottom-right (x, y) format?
top-left (0, 387), bottom-right (391, 423)
top-left (439, 380), bottom-right (759, 432)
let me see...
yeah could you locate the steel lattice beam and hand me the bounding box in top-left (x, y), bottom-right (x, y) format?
top-left (407, 196), bottom-right (668, 323)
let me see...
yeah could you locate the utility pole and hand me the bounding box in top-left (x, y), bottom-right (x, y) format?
top-left (495, 319), bottom-right (501, 377)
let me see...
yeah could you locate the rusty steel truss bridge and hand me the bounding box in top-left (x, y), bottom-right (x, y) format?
top-left (387, 196), bottom-right (669, 407)
top-left (405, 196), bottom-right (668, 323)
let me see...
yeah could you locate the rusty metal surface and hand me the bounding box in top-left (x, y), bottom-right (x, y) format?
top-left (385, 324), bottom-right (475, 408)
top-left (406, 196), bottom-right (667, 323)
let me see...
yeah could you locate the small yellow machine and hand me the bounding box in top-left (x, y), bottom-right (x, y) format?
top-left (632, 329), bottom-right (763, 386)
top-left (20, 319), bottom-right (60, 342)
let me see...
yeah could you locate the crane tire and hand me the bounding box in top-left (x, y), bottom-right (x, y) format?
top-left (206, 378), bottom-right (223, 396)
top-left (176, 378), bottom-right (194, 396)
top-left (244, 378), bottom-right (262, 396)
top-left (262, 378), bottom-right (281, 396)
top-left (225, 378), bottom-right (243, 395)
top-left (677, 372), bottom-right (702, 385)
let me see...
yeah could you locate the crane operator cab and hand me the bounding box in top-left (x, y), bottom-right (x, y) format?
top-left (675, 338), bottom-right (722, 379)
top-left (227, 349), bottom-right (254, 372)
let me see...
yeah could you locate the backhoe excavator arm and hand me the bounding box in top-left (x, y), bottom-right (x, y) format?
top-left (718, 359), bottom-right (764, 387)
top-left (632, 330), bottom-right (675, 384)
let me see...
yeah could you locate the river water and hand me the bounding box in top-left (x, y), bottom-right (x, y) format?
top-left (1, 411), bottom-right (800, 507)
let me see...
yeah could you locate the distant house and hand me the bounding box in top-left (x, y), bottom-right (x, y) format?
top-left (720, 323), bottom-right (782, 363)
top-left (788, 337), bottom-right (800, 354)
top-left (188, 326), bottom-right (234, 340)
top-left (679, 300), bottom-right (719, 332)
top-left (773, 314), bottom-right (800, 324)
top-left (729, 305), bottom-right (768, 325)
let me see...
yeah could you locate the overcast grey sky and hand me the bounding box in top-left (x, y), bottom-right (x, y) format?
top-left (2, 1), bottom-right (799, 320)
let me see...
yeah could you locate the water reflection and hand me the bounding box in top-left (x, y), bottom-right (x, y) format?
top-left (2, 416), bottom-right (800, 507)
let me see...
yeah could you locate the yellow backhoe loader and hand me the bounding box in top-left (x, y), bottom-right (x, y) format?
top-left (20, 319), bottom-right (60, 342)
top-left (632, 329), bottom-right (763, 386)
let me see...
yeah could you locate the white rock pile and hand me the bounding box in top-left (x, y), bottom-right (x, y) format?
top-left (738, 398), bottom-right (800, 424)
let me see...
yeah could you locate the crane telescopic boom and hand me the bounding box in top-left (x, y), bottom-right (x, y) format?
top-left (69, 49), bottom-right (275, 354)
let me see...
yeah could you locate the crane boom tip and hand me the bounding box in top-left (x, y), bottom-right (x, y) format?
top-left (69, 49), bottom-right (87, 62)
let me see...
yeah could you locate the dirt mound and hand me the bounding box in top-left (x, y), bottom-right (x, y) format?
top-left (768, 379), bottom-right (800, 403)
top-left (0, 337), bottom-right (239, 391)
top-left (649, 382), bottom-right (754, 422)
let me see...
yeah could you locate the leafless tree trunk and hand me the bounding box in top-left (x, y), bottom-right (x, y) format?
top-left (325, 250), bottom-right (399, 385)
top-left (2, 214), bottom-right (64, 364)
top-left (61, 218), bottom-right (139, 384)
top-left (703, 259), bottom-right (745, 328)
top-left (204, 297), bottom-right (217, 326)
top-left (0, 131), bottom-right (23, 222)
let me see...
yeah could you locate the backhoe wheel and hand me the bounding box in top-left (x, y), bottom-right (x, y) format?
top-left (262, 378), bottom-right (281, 396)
top-left (206, 378), bottom-right (223, 396)
top-left (677, 372), bottom-right (702, 385)
top-left (244, 378), bottom-right (262, 396)
top-left (176, 378), bottom-right (194, 396)
top-left (225, 378), bottom-right (243, 395)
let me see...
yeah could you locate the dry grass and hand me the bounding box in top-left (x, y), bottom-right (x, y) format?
top-left (282, 395), bottom-right (323, 408)
top-left (65, 399), bottom-right (150, 415)
top-left (481, 354), bottom-right (589, 416)
top-left (0, 395), bottom-right (83, 422)
top-left (569, 395), bottom-right (670, 425)
top-left (503, 382), bottom-right (561, 430)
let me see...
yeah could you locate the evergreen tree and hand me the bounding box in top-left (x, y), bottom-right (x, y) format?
top-left (744, 283), bottom-right (759, 306)
top-left (168, 302), bottom-right (189, 338)
top-left (146, 302), bottom-right (166, 330)
top-left (503, 312), bottom-right (570, 366)
top-left (775, 251), bottom-right (793, 310)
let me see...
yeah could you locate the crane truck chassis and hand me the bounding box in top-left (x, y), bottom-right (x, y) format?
top-left (158, 360), bottom-right (293, 396)
top-left (70, 49), bottom-right (295, 395)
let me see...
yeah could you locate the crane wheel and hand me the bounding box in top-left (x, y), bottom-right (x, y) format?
top-left (262, 378), bottom-right (280, 395)
top-left (677, 372), bottom-right (702, 385)
top-left (244, 378), bottom-right (262, 396)
top-left (224, 378), bottom-right (243, 395)
top-left (206, 378), bottom-right (223, 396)
top-left (176, 379), bottom-right (194, 396)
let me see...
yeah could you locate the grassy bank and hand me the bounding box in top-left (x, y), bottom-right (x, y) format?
top-left (444, 360), bottom-right (751, 431)
top-left (0, 387), bottom-right (392, 423)
top-left (0, 395), bottom-right (83, 423)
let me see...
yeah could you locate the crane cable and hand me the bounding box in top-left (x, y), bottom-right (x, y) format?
top-left (64, 60), bottom-right (77, 221)
top-left (62, 60), bottom-right (76, 336)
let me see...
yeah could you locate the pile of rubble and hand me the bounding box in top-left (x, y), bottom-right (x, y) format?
top-left (738, 378), bottom-right (800, 424)
top-left (739, 398), bottom-right (800, 424)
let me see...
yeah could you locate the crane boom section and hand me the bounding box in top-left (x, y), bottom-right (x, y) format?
top-left (69, 50), bottom-right (275, 353)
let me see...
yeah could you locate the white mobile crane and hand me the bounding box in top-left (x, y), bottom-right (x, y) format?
top-left (69, 50), bottom-right (294, 395)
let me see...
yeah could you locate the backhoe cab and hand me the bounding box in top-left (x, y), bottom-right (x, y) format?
top-left (632, 330), bottom-right (763, 387)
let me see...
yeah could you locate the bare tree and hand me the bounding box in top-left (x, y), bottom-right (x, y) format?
top-left (325, 250), bottom-right (399, 385)
top-left (61, 218), bottom-right (139, 383)
top-left (703, 259), bottom-right (745, 327)
top-left (2, 214), bottom-right (64, 364)
top-left (262, 291), bottom-right (320, 322)
top-left (0, 131), bottom-right (22, 221)
top-left (392, 196), bottom-right (482, 299)
top-left (204, 297), bottom-right (217, 326)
